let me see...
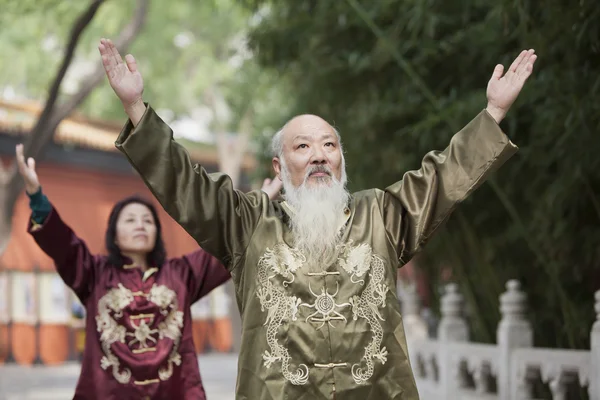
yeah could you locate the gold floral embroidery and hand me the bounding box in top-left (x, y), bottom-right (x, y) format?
top-left (127, 318), bottom-right (158, 349)
top-left (158, 335), bottom-right (182, 381)
top-left (96, 283), bottom-right (184, 384)
top-left (148, 284), bottom-right (176, 310)
top-left (96, 284), bottom-right (133, 384)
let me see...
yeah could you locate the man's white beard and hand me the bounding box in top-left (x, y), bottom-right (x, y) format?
top-left (281, 161), bottom-right (350, 268)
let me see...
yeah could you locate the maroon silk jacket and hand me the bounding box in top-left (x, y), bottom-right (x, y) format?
top-left (28, 207), bottom-right (231, 400)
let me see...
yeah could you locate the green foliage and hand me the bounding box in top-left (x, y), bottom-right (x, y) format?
top-left (0, 0), bottom-right (94, 99)
top-left (244, 0), bottom-right (600, 348)
top-left (0, 0), bottom-right (289, 144)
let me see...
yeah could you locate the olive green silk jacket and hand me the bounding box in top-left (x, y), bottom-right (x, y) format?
top-left (115, 106), bottom-right (517, 400)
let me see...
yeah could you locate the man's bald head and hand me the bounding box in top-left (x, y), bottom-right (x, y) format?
top-left (271, 113), bottom-right (345, 189)
top-left (271, 114), bottom-right (342, 159)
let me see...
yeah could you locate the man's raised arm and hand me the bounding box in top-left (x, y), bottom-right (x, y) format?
top-left (382, 109), bottom-right (517, 263)
top-left (382, 49), bottom-right (537, 264)
top-left (99, 38), bottom-right (263, 270)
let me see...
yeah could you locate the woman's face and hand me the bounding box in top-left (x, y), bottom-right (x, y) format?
top-left (115, 203), bottom-right (157, 256)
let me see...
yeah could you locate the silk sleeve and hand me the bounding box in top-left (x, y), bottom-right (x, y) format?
top-left (115, 105), bottom-right (264, 271)
top-left (179, 248), bottom-right (231, 304)
top-left (381, 109), bottom-right (518, 264)
top-left (28, 205), bottom-right (97, 303)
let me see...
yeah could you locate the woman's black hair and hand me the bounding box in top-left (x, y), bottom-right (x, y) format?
top-left (105, 195), bottom-right (167, 268)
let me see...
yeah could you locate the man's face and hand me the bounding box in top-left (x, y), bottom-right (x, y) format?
top-left (272, 115), bottom-right (343, 188)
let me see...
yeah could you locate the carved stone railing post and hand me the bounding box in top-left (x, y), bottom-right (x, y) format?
top-left (438, 283), bottom-right (469, 341)
top-left (590, 290), bottom-right (600, 399)
top-left (499, 280), bottom-right (533, 400)
top-left (402, 283), bottom-right (428, 343)
top-left (437, 283), bottom-right (468, 399)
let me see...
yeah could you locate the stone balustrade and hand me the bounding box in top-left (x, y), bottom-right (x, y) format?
top-left (402, 280), bottom-right (599, 400)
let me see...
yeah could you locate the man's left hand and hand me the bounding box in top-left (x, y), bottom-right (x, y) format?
top-left (486, 49), bottom-right (537, 124)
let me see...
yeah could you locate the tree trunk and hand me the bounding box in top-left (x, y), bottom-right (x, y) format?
top-left (204, 84), bottom-right (252, 187)
top-left (216, 109), bottom-right (252, 187)
top-left (0, 0), bottom-right (149, 257)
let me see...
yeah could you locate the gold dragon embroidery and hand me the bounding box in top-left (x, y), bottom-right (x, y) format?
top-left (255, 241), bottom-right (389, 386)
top-left (256, 244), bottom-right (309, 385)
top-left (339, 241), bottom-right (390, 385)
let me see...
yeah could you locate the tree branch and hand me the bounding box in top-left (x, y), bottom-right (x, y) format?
top-left (205, 85), bottom-right (231, 166)
top-left (3, 0), bottom-right (149, 220)
top-left (30, 0), bottom-right (149, 157)
top-left (234, 106), bottom-right (252, 162)
top-left (24, 0), bottom-right (106, 155)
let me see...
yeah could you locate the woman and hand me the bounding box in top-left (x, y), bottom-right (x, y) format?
top-left (15, 144), bottom-right (282, 399)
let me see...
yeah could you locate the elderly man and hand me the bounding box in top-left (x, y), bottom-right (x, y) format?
top-left (100, 38), bottom-right (536, 399)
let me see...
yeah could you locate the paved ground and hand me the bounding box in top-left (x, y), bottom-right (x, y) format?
top-left (0, 353), bottom-right (238, 400)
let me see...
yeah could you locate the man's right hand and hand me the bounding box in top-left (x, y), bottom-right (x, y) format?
top-left (261, 177), bottom-right (283, 200)
top-left (15, 144), bottom-right (40, 195)
top-left (98, 38), bottom-right (146, 125)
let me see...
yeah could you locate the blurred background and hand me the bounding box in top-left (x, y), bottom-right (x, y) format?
top-left (0, 0), bottom-right (598, 399)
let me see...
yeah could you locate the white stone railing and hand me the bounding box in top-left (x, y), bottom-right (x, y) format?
top-left (402, 280), bottom-right (600, 400)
